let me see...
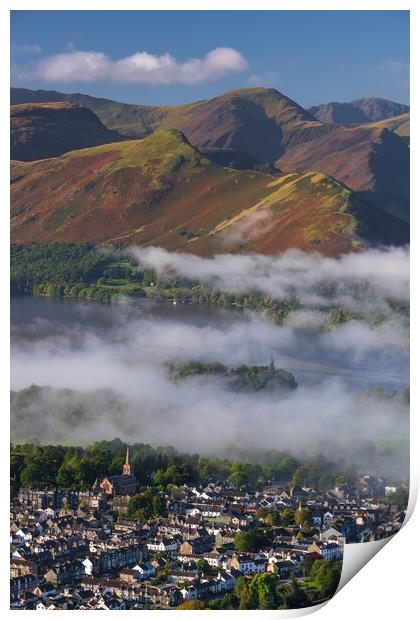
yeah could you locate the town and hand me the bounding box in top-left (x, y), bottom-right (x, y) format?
top-left (10, 444), bottom-right (406, 610)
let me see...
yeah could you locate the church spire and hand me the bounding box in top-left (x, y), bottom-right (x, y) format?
top-left (122, 445), bottom-right (133, 476)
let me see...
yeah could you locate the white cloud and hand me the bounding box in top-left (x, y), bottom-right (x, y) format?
top-left (29, 47), bottom-right (248, 84)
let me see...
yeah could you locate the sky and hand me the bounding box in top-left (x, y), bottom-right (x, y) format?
top-left (11, 10), bottom-right (410, 107)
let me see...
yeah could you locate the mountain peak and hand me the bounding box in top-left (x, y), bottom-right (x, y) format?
top-left (309, 97), bottom-right (409, 124)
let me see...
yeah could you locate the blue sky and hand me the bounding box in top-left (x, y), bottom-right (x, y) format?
top-left (11, 10), bottom-right (410, 107)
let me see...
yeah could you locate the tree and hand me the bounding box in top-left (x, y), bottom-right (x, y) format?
top-left (292, 463), bottom-right (319, 488)
top-left (302, 553), bottom-right (318, 576)
top-left (234, 576), bottom-right (247, 599)
top-left (234, 530), bottom-right (268, 553)
top-left (228, 461), bottom-right (253, 488)
top-left (281, 508), bottom-right (295, 526)
top-left (177, 600), bottom-right (206, 610)
top-left (20, 454), bottom-right (58, 489)
top-left (256, 508), bottom-right (282, 526)
top-left (249, 573), bottom-right (278, 609)
top-left (220, 593), bottom-right (239, 609)
top-left (310, 560), bottom-right (342, 599)
top-left (385, 487), bottom-right (409, 508)
top-left (295, 507), bottom-right (312, 529)
top-left (277, 575), bottom-right (309, 609)
top-left (238, 583), bottom-right (254, 610)
top-left (197, 559), bottom-right (211, 574)
top-left (271, 454), bottom-right (299, 480)
top-left (127, 488), bottom-right (166, 521)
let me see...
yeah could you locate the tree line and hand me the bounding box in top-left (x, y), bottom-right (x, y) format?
top-left (11, 242), bottom-right (362, 325)
top-left (179, 560), bottom-right (342, 610)
top-left (10, 438), bottom-right (362, 497)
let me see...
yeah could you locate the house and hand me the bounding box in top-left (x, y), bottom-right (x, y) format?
top-left (10, 558), bottom-right (38, 578)
top-left (82, 558), bottom-right (94, 576)
top-left (307, 542), bottom-right (343, 561)
top-left (215, 530), bottom-right (237, 548)
top-left (167, 570), bottom-right (199, 584)
top-left (320, 526), bottom-right (346, 547)
top-left (203, 550), bottom-right (224, 567)
top-left (119, 568), bottom-right (140, 584)
top-left (15, 527), bottom-right (33, 543)
top-left (140, 583), bottom-right (183, 607)
top-left (146, 537), bottom-right (179, 552)
top-left (150, 558), bottom-right (166, 572)
top-left (132, 562), bottom-right (155, 580)
top-left (112, 495), bottom-right (131, 515)
top-left (323, 511), bottom-right (334, 525)
top-left (180, 538), bottom-right (213, 555)
top-left (230, 554), bottom-right (266, 574)
top-left (44, 560), bottom-right (85, 585)
top-left (10, 573), bottom-right (39, 595)
top-left (216, 571), bottom-right (236, 591)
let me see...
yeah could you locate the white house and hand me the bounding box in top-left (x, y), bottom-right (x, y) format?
top-left (146, 538), bottom-right (179, 552)
top-left (132, 562), bottom-right (155, 579)
top-left (82, 558), bottom-right (94, 575)
top-left (180, 585), bottom-right (198, 600)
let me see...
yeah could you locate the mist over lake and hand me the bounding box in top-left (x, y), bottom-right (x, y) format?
top-left (11, 294), bottom-right (409, 480)
top-left (11, 296), bottom-right (408, 391)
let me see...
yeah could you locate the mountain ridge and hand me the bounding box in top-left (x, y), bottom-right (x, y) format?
top-left (10, 127), bottom-right (408, 255)
top-left (10, 87), bottom-right (409, 221)
top-left (309, 97), bottom-right (409, 124)
top-left (11, 101), bottom-right (124, 161)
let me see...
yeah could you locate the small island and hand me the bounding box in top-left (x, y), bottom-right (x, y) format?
top-left (165, 357), bottom-right (298, 393)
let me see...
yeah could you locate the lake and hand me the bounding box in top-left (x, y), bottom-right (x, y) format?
top-left (11, 296), bottom-right (409, 391)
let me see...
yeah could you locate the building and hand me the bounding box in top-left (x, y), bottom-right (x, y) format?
top-left (99, 447), bottom-right (138, 496)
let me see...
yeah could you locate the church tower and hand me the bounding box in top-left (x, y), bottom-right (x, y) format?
top-left (122, 446), bottom-right (133, 476)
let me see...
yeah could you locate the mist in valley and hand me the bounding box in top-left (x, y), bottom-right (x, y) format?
top-left (11, 247), bottom-right (409, 482)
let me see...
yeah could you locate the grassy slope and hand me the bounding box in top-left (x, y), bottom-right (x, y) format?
top-left (10, 129), bottom-right (408, 255)
top-left (11, 86), bottom-right (319, 154)
top-left (10, 86), bottom-right (204, 138)
top-left (53, 87), bottom-right (320, 163)
top-left (10, 87), bottom-right (409, 222)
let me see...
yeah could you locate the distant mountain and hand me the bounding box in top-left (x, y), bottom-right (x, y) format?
top-left (309, 97), bottom-right (409, 124)
top-left (276, 123), bottom-right (410, 221)
top-left (11, 86), bottom-right (212, 140)
top-left (11, 102), bottom-right (123, 161)
top-left (164, 87), bottom-right (317, 162)
top-left (10, 128), bottom-right (408, 255)
top-left (10, 86), bottom-right (410, 223)
top-left (11, 86), bottom-right (317, 162)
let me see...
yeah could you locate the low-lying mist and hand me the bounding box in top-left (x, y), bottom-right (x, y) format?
top-left (129, 245), bottom-right (409, 316)
top-left (11, 247), bottom-right (409, 482)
